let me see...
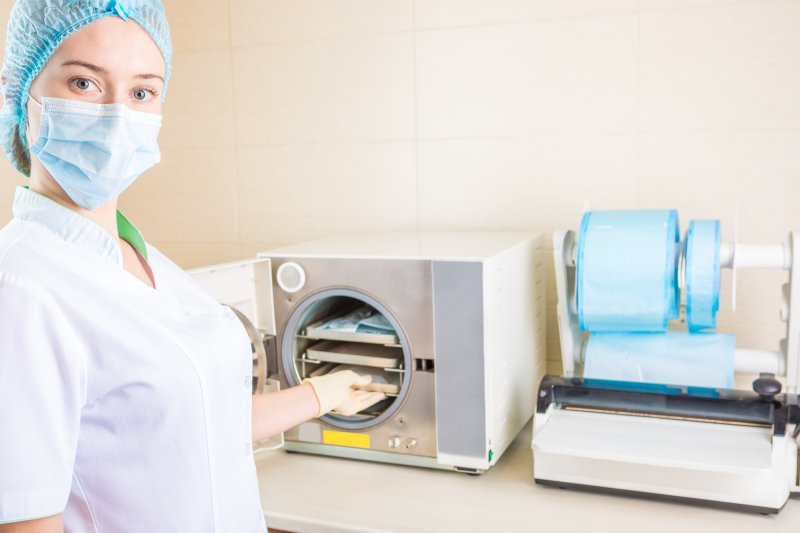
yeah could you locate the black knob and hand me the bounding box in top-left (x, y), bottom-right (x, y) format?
top-left (753, 373), bottom-right (782, 400)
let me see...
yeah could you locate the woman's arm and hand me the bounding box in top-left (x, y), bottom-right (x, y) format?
top-left (0, 515), bottom-right (63, 533)
top-left (251, 384), bottom-right (319, 443)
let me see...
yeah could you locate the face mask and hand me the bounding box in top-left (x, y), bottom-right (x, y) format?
top-left (27, 95), bottom-right (162, 210)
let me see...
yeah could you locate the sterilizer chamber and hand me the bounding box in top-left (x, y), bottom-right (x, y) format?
top-left (280, 288), bottom-right (413, 431)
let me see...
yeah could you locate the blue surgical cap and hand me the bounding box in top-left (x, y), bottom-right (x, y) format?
top-left (0, 0), bottom-right (173, 176)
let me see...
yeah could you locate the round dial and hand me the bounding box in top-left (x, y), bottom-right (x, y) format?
top-left (276, 261), bottom-right (306, 294)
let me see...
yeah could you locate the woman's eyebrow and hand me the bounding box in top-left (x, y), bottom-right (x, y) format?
top-left (60, 60), bottom-right (164, 82)
top-left (134, 73), bottom-right (164, 82)
top-left (61, 59), bottom-right (109, 73)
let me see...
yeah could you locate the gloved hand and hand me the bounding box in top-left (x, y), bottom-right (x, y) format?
top-left (303, 370), bottom-right (387, 417)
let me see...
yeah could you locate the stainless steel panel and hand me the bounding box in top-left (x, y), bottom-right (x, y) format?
top-left (266, 255), bottom-right (439, 458)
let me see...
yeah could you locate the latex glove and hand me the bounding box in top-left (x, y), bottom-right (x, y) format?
top-left (304, 370), bottom-right (387, 417)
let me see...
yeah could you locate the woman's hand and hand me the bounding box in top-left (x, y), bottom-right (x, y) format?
top-left (304, 370), bottom-right (386, 417)
top-left (251, 371), bottom-right (386, 443)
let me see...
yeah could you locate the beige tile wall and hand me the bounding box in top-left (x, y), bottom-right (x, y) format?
top-left (0, 0), bottom-right (798, 371)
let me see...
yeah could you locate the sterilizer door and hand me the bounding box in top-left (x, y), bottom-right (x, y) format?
top-left (187, 258), bottom-right (284, 451)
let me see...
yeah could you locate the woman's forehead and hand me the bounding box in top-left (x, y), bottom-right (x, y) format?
top-left (51, 17), bottom-right (165, 77)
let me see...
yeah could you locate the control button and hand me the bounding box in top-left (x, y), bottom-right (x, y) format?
top-left (276, 262), bottom-right (306, 294)
top-left (753, 373), bottom-right (782, 400)
top-left (404, 438), bottom-right (417, 450)
top-left (388, 436), bottom-right (401, 449)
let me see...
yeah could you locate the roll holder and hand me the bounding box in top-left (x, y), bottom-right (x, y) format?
top-left (553, 229), bottom-right (800, 392)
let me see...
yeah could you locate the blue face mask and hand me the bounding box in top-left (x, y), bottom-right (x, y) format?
top-left (27, 95), bottom-right (162, 210)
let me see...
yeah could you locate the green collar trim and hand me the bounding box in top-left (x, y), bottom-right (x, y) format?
top-left (116, 210), bottom-right (148, 261)
top-left (22, 185), bottom-right (148, 261)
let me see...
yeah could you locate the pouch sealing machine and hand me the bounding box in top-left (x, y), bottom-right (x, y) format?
top-left (533, 210), bottom-right (800, 513)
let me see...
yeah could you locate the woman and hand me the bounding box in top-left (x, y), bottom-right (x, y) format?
top-left (0, 1), bottom-right (385, 531)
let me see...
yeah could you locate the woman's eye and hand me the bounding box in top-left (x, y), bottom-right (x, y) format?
top-left (132, 88), bottom-right (155, 101)
top-left (71, 77), bottom-right (98, 91)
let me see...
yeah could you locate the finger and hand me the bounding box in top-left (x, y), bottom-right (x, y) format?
top-left (351, 390), bottom-right (375, 401)
top-left (334, 392), bottom-right (387, 415)
top-left (370, 392), bottom-right (387, 402)
top-left (332, 404), bottom-right (357, 416)
top-left (358, 392), bottom-right (386, 409)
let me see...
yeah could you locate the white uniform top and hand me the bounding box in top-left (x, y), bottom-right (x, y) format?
top-left (0, 187), bottom-right (266, 532)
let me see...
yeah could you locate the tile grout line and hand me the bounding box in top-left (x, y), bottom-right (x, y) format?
top-left (226, 0), bottom-right (244, 259)
top-left (181, 0), bottom-right (791, 53)
top-left (172, 119), bottom-right (800, 152)
top-left (634, 1), bottom-right (641, 209)
top-left (412, 0), bottom-right (421, 231)
top-left (225, 7), bottom-right (648, 50)
top-left (230, 27), bottom-right (414, 51)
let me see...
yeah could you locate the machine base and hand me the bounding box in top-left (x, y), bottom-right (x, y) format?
top-left (269, 440), bottom-right (487, 474)
top-left (535, 478), bottom-right (785, 515)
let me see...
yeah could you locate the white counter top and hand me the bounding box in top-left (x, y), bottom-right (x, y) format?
top-left (256, 421), bottom-right (800, 533)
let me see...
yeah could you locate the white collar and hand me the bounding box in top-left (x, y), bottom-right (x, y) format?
top-left (12, 186), bottom-right (124, 266)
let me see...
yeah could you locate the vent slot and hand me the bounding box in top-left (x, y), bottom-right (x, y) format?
top-left (415, 358), bottom-right (436, 372)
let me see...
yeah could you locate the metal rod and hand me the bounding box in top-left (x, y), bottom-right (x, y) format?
top-left (719, 243), bottom-right (791, 270)
top-left (735, 348), bottom-right (786, 375)
top-left (563, 405), bottom-right (771, 428)
top-left (294, 357), bottom-right (322, 365)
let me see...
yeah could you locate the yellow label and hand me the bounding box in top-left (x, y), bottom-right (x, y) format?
top-left (322, 430), bottom-right (370, 449)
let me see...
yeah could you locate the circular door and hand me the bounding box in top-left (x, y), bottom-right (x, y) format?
top-left (281, 288), bottom-right (412, 431)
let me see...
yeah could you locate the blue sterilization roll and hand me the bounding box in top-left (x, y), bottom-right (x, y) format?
top-left (583, 331), bottom-right (735, 389)
top-left (576, 209), bottom-right (680, 332)
top-left (686, 219), bottom-right (721, 331)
